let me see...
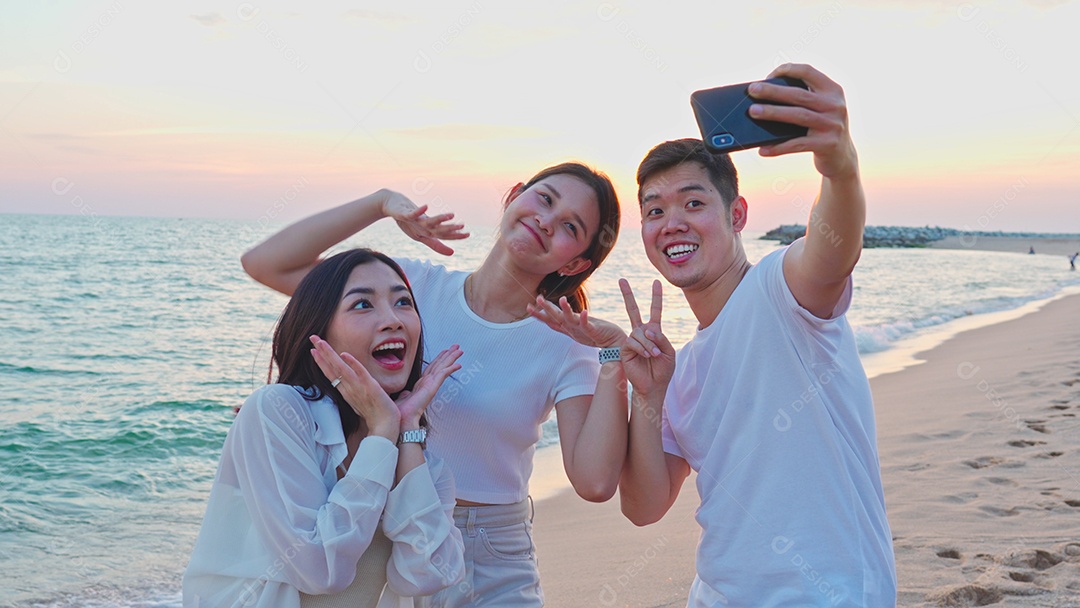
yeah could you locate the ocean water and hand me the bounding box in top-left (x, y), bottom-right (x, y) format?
top-left (1, 213), bottom-right (1078, 607)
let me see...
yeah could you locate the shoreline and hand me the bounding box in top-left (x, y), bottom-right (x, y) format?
top-left (759, 227), bottom-right (1080, 256)
top-left (927, 235), bottom-right (1080, 257)
top-left (533, 293), bottom-right (1080, 607)
top-left (860, 284), bottom-right (1080, 379)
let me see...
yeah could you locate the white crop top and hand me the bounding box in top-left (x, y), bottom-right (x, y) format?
top-left (395, 257), bottom-right (600, 504)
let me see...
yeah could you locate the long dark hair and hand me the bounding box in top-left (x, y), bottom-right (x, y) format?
top-left (504, 162), bottom-right (621, 312)
top-left (270, 249), bottom-right (424, 438)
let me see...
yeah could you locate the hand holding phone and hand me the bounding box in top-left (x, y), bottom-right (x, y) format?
top-left (691, 77), bottom-right (808, 153)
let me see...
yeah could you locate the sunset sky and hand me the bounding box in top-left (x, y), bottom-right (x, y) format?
top-left (1, 1), bottom-right (1077, 232)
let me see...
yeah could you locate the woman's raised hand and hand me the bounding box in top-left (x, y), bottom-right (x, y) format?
top-left (309, 335), bottom-right (400, 441)
top-left (618, 279), bottom-right (675, 396)
top-left (527, 295), bottom-right (627, 349)
top-left (380, 189), bottom-right (469, 256)
top-left (394, 345), bottom-right (463, 428)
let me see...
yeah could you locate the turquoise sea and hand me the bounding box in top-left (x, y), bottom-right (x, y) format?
top-left (2, 213), bottom-right (1079, 607)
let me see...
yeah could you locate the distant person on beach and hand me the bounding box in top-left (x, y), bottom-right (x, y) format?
top-left (1070, 252), bottom-right (1077, 270)
top-left (533, 64), bottom-right (896, 606)
top-left (242, 164), bottom-right (626, 606)
top-left (1030, 245), bottom-right (1036, 254)
top-left (183, 249), bottom-right (465, 607)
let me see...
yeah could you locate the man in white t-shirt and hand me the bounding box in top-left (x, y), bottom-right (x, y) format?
top-left (617, 64), bottom-right (897, 606)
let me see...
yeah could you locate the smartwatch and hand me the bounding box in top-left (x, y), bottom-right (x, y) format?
top-left (598, 347), bottom-right (621, 364)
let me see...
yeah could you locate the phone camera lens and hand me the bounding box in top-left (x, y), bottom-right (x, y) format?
top-left (711, 134), bottom-right (735, 148)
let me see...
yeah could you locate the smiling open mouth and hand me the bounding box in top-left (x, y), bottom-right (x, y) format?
top-left (372, 341), bottom-right (406, 366)
top-left (665, 244), bottom-right (698, 260)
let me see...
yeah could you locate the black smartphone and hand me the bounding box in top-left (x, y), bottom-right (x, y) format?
top-left (690, 76), bottom-right (808, 153)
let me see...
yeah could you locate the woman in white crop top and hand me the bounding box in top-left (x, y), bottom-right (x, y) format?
top-left (183, 249), bottom-right (465, 607)
top-left (242, 163), bottom-right (628, 607)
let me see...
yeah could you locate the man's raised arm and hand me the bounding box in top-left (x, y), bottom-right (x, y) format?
top-left (749, 63), bottom-right (865, 319)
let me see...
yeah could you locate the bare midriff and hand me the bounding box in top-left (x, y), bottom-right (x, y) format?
top-left (455, 499), bottom-right (497, 507)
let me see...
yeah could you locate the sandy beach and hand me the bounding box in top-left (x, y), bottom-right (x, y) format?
top-left (929, 235), bottom-right (1080, 259)
top-left (534, 293), bottom-right (1080, 607)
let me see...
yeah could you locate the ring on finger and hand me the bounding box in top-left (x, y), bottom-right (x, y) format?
top-left (331, 377), bottom-right (342, 388)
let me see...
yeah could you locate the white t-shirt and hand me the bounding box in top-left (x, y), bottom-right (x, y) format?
top-left (183, 384), bottom-right (464, 608)
top-left (662, 247), bottom-right (896, 607)
top-left (395, 258), bottom-right (600, 504)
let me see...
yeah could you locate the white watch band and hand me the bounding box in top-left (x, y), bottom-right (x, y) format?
top-left (598, 347), bottom-right (621, 364)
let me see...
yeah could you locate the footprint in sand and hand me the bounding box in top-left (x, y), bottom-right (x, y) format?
top-left (962, 457), bottom-right (1026, 469)
top-left (1064, 499), bottom-right (1080, 508)
top-left (1025, 420), bottom-right (1051, 433)
top-left (964, 457), bottom-right (1004, 469)
top-left (1038, 499), bottom-right (1068, 510)
top-left (1048, 404), bottom-right (1071, 410)
top-left (943, 492), bottom-right (979, 504)
top-left (979, 505), bottom-right (1021, 517)
top-left (930, 584), bottom-right (1003, 606)
top-left (1007, 439), bottom-right (1046, 447)
top-left (986, 477), bottom-right (1018, 487)
top-left (1007, 571), bottom-right (1036, 582)
top-left (1034, 451), bottom-right (1064, 459)
top-left (1003, 549), bottom-right (1064, 571)
top-left (919, 430), bottom-right (969, 440)
top-left (928, 549), bottom-right (1065, 605)
top-left (937, 549), bottom-right (962, 560)
top-left (1011, 550), bottom-right (1063, 570)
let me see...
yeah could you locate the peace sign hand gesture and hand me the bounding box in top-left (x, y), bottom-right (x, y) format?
top-left (619, 279), bottom-right (675, 397)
